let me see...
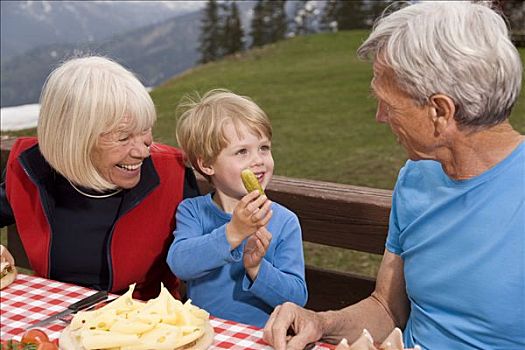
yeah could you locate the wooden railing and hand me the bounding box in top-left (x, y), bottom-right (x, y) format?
top-left (1, 137), bottom-right (392, 311)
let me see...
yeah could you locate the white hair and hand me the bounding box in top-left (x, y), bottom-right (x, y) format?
top-left (38, 56), bottom-right (156, 191)
top-left (357, 1), bottom-right (523, 128)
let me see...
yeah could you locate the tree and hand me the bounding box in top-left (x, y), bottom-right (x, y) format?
top-left (199, 0), bottom-right (221, 63)
top-left (495, 0), bottom-right (525, 32)
top-left (250, 0), bottom-right (289, 48)
top-left (222, 1), bottom-right (244, 55)
top-left (335, 0), bottom-right (367, 30)
top-left (320, 0), bottom-right (338, 32)
top-left (291, 0), bottom-right (320, 36)
top-left (270, 0), bottom-right (287, 43)
top-left (365, 0), bottom-right (391, 27)
top-left (250, 0), bottom-right (266, 48)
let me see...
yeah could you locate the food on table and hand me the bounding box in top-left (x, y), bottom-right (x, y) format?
top-left (59, 284), bottom-right (214, 350)
top-left (20, 329), bottom-right (50, 345)
top-left (241, 169), bottom-right (265, 195)
top-left (0, 247), bottom-right (17, 290)
top-left (2, 329), bottom-right (58, 350)
top-left (335, 328), bottom-right (406, 350)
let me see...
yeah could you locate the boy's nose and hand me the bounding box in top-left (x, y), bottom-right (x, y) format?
top-left (251, 153), bottom-right (264, 165)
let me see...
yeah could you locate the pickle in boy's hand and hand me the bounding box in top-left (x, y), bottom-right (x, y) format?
top-left (241, 169), bottom-right (265, 195)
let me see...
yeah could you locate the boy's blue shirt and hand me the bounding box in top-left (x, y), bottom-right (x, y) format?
top-left (167, 193), bottom-right (307, 327)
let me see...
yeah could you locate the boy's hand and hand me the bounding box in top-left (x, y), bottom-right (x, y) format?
top-left (226, 191), bottom-right (272, 248)
top-left (244, 227), bottom-right (273, 280)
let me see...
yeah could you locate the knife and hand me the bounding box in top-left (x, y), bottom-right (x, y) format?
top-left (30, 290), bottom-right (108, 328)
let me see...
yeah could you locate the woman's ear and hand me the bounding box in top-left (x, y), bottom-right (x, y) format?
top-left (429, 94), bottom-right (456, 135)
top-left (196, 157), bottom-right (214, 176)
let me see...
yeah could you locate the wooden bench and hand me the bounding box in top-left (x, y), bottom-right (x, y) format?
top-left (1, 138), bottom-right (392, 311)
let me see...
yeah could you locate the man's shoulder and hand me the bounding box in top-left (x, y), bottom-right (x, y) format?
top-left (397, 159), bottom-right (443, 185)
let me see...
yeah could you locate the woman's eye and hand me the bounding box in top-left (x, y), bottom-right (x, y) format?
top-left (118, 135), bottom-right (130, 142)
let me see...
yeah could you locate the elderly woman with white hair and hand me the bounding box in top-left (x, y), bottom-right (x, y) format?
top-left (0, 56), bottom-right (199, 300)
top-left (263, 1), bottom-right (524, 349)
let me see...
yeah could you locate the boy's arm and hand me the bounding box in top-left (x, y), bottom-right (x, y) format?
top-left (166, 200), bottom-right (243, 280)
top-left (241, 213), bottom-right (308, 307)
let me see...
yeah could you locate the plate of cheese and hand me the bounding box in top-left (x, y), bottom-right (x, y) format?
top-left (59, 284), bottom-right (214, 350)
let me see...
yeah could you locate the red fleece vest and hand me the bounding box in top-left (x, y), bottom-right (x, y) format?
top-left (6, 137), bottom-right (185, 300)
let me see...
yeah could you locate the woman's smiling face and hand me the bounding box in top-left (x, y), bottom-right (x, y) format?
top-left (91, 117), bottom-right (153, 189)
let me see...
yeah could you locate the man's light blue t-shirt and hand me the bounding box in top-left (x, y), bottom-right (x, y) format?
top-left (387, 142), bottom-right (524, 349)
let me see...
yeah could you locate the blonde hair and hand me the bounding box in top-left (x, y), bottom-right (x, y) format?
top-left (176, 89), bottom-right (272, 178)
top-left (37, 56), bottom-right (156, 191)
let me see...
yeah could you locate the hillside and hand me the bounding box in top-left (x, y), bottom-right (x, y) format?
top-left (152, 31), bottom-right (525, 190)
top-left (5, 31), bottom-right (525, 191)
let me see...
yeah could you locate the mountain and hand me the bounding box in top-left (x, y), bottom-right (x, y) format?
top-left (1, 1), bottom-right (257, 108)
top-left (0, 0), bottom-right (203, 60)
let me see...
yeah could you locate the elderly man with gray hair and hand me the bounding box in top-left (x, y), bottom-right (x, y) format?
top-left (263, 1), bottom-right (524, 349)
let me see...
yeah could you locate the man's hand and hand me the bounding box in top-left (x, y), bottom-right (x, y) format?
top-left (244, 227), bottom-right (272, 280)
top-left (227, 191), bottom-right (272, 249)
top-left (263, 302), bottom-right (324, 350)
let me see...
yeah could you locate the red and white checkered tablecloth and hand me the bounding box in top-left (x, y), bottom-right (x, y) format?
top-left (1, 274), bottom-right (334, 349)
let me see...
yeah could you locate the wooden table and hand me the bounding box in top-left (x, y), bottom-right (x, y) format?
top-left (0, 274), bottom-right (334, 349)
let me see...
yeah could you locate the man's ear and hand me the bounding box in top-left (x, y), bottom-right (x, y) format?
top-left (196, 157), bottom-right (214, 176)
top-left (429, 94), bottom-right (456, 135)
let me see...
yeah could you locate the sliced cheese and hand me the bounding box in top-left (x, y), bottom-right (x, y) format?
top-left (67, 284), bottom-right (212, 350)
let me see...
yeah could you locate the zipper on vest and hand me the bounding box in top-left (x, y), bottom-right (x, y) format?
top-left (106, 184), bottom-right (158, 292)
top-left (19, 160), bottom-right (54, 277)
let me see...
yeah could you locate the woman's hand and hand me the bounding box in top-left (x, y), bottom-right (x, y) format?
top-left (226, 191), bottom-right (272, 249)
top-left (243, 227), bottom-right (272, 280)
top-left (263, 302), bottom-right (325, 350)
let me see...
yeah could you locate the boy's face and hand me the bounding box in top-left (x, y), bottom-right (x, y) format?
top-left (207, 121), bottom-right (274, 200)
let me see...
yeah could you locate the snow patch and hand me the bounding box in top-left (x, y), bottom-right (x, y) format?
top-left (1, 104), bottom-right (40, 131)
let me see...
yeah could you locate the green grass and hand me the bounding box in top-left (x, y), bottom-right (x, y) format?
top-left (153, 31), bottom-right (405, 190)
top-left (2, 31), bottom-right (524, 278)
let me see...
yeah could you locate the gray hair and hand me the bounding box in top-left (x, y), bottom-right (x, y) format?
top-left (357, 1), bottom-right (523, 128)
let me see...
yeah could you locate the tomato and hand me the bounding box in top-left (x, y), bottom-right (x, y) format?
top-left (20, 329), bottom-right (49, 345)
top-left (36, 342), bottom-right (58, 350)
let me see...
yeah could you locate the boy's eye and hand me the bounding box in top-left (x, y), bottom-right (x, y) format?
top-left (260, 145), bottom-right (271, 152)
top-left (236, 149), bottom-right (248, 155)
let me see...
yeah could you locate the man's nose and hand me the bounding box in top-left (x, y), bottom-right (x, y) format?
top-left (376, 104), bottom-right (389, 124)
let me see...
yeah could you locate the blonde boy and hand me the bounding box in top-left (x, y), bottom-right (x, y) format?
top-left (167, 89), bottom-right (307, 327)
